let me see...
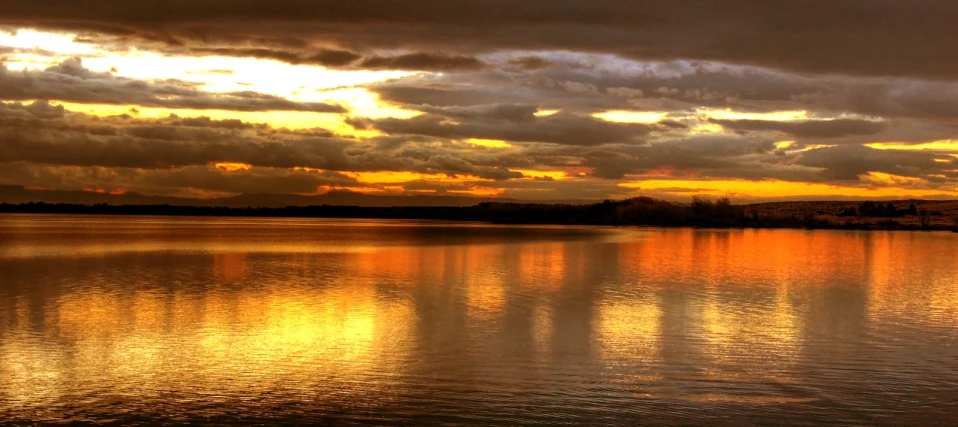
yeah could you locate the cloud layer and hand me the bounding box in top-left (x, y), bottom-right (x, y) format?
top-left (1, 3), bottom-right (958, 202)
top-left (3, 0), bottom-right (958, 79)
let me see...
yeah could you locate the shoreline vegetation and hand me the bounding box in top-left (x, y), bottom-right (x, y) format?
top-left (3, 197), bottom-right (958, 232)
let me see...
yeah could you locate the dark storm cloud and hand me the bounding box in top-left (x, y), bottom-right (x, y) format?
top-left (828, 80), bottom-right (958, 123)
top-left (374, 85), bottom-right (534, 107)
top-left (186, 47), bottom-right (485, 71)
top-left (0, 58), bottom-right (346, 113)
top-left (582, 135), bottom-right (775, 180)
top-left (352, 112), bottom-right (653, 146)
top-left (0, 101), bottom-right (525, 181)
top-left (365, 62), bottom-right (803, 117)
top-left (0, 123), bottom-right (354, 170)
top-left (710, 119), bottom-right (887, 139)
top-left (138, 165), bottom-right (360, 195)
top-left (2, 0), bottom-right (957, 79)
top-left (190, 47), bottom-right (364, 67)
top-left (358, 53), bottom-right (484, 71)
top-left (416, 104), bottom-right (540, 122)
top-left (0, 161), bottom-right (365, 195)
top-left (797, 145), bottom-right (948, 181)
top-left (368, 59), bottom-right (958, 147)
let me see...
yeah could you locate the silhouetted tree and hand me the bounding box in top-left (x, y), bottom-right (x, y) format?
top-left (839, 207), bottom-right (859, 217)
top-left (919, 210), bottom-right (931, 229)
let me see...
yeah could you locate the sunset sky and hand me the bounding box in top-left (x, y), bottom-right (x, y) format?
top-left (2, 1), bottom-right (958, 202)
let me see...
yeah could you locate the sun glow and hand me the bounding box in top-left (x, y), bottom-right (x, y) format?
top-left (54, 102), bottom-right (371, 135)
top-left (1, 29), bottom-right (414, 97)
top-left (467, 138), bottom-right (513, 148)
top-left (774, 141), bottom-right (795, 150)
top-left (534, 109), bottom-right (560, 117)
top-left (3, 28), bottom-right (421, 136)
top-left (697, 108), bottom-right (810, 122)
top-left (309, 88), bottom-right (421, 119)
top-left (0, 29), bottom-right (96, 56)
top-left (866, 140), bottom-right (958, 152)
top-left (593, 110), bottom-right (667, 124)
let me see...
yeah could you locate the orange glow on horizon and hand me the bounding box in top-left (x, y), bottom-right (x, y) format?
top-left (620, 174), bottom-right (958, 199)
top-left (318, 185), bottom-right (386, 194)
top-left (448, 187), bottom-right (505, 197)
top-left (344, 171), bottom-right (488, 184)
top-left (82, 187), bottom-right (127, 195)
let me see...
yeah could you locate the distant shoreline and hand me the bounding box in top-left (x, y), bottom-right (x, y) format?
top-left (3, 199), bottom-right (957, 232)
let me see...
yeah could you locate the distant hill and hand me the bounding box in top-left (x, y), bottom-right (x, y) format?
top-left (0, 185), bottom-right (580, 208)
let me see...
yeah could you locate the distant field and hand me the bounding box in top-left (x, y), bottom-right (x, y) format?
top-left (747, 200), bottom-right (958, 229)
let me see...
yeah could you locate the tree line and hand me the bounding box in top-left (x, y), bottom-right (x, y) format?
top-left (2, 197), bottom-right (956, 231)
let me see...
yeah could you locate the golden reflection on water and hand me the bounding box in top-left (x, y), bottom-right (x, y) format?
top-left (1, 216), bottom-right (958, 423)
top-left (5, 282), bottom-right (415, 412)
top-left (862, 232), bottom-right (958, 327)
top-left (597, 300), bottom-right (660, 363)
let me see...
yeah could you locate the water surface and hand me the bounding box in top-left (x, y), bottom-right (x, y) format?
top-left (1, 214), bottom-right (957, 425)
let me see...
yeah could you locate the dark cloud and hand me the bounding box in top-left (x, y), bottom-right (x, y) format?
top-left (353, 111), bottom-right (653, 146)
top-left (189, 47), bottom-right (363, 67)
top-left (189, 47), bottom-right (485, 71)
top-left (358, 52), bottom-right (484, 71)
top-left (710, 119), bottom-right (887, 139)
top-left (0, 161), bottom-right (363, 196)
top-left (583, 136), bottom-right (772, 180)
top-left (0, 124), bottom-right (353, 170)
top-left (832, 80), bottom-right (958, 123)
top-left (797, 145), bottom-right (948, 181)
top-left (0, 100), bottom-right (66, 119)
top-left (0, 102), bottom-right (527, 181)
top-left (0, 58), bottom-right (346, 113)
top-left (139, 165), bottom-right (359, 195)
top-left (3, 1), bottom-right (958, 79)
top-left (509, 56), bottom-right (553, 70)
top-left (375, 85), bottom-right (533, 107)
top-left (416, 104), bottom-right (539, 122)
top-left (3, 95), bottom-right (953, 199)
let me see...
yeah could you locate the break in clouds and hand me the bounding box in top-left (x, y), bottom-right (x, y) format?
top-left (1, 0), bottom-right (958, 201)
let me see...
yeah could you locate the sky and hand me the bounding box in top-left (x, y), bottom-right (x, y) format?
top-left (1, 1), bottom-right (958, 202)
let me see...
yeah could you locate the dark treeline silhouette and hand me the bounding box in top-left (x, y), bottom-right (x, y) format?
top-left (1, 197), bottom-right (955, 231)
top-left (840, 201), bottom-right (920, 218)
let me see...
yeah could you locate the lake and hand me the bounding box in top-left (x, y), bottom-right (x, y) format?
top-left (1, 214), bottom-right (956, 425)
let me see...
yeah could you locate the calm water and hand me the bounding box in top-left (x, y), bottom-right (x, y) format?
top-left (1, 214), bottom-right (957, 425)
